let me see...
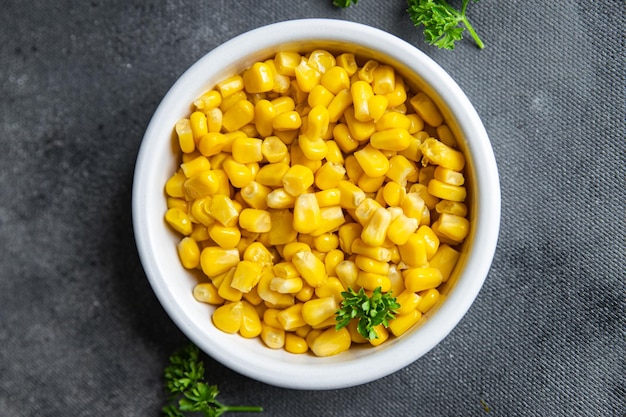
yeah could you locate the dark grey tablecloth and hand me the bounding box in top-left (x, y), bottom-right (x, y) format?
top-left (1, 1), bottom-right (624, 416)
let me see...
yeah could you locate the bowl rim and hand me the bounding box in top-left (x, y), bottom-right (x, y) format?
top-left (132, 18), bottom-right (501, 390)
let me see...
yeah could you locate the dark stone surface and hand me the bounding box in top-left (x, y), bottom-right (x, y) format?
top-left (1, 1), bottom-right (624, 416)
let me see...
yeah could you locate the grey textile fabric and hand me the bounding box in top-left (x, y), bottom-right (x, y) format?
top-left (1, 1), bottom-right (624, 416)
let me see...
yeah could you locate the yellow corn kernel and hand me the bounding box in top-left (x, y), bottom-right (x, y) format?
top-left (294, 58), bottom-right (321, 92)
top-left (323, 138), bottom-right (342, 162)
top-left (354, 144), bottom-right (390, 178)
top-left (194, 89), bottom-right (222, 111)
top-left (382, 182), bottom-right (406, 207)
top-left (285, 333), bottom-right (309, 354)
top-left (189, 111), bottom-right (208, 141)
top-left (262, 308), bottom-right (282, 329)
top-left (357, 174), bottom-right (385, 193)
top-left (315, 277), bottom-right (345, 302)
top-left (368, 325), bottom-right (389, 346)
top-left (388, 308), bottom-right (422, 337)
top-left (336, 222), bottom-right (360, 254)
top-left (351, 80), bottom-right (375, 122)
top-left (193, 282), bottom-right (224, 305)
top-left (257, 269), bottom-right (295, 307)
top-left (219, 90), bottom-right (246, 112)
top-left (313, 233), bottom-right (339, 253)
top-left (315, 188), bottom-right (341, 207)
top-left (240, 181), bottom-right (270, 210)
top-left (395, 289), bottom-right (421, 315)
top-left (282, 164), bottom-right (314, 196)
top-left (295, 282), bottom-right (315, 302)
top-left (212, 301), bottom-right (243, 334)
top-left (255, 162), bottom-right (289, 188)
top-left (409, 183), bottom-right (439, 210)
top-left (277, 303), bottom-right (306, 331)
top-left (261, 323), bottom-right (285, 349)
top-left (335, 260), bottom-right (359, 291)
top-left (356, 271), bottom-right (391, 292)
top-left (398, 233), bottom-right (428, 268)
top-left (358, 59), bottom-right (379, 83)
top-left (371, 64), bottom-right (396, 95)
top-left (298, 136), bottom-right (328, 162)
top-left (354, 254), bottom-right (389, 276)
top-left (208, 224), bottom-right (240, 249)
top-left (433, 212), bottom-right (470, 243)
top-left (265, 209), bottom-right (296, 246)
top-left (405, 114), bottom-right (424, 135)
top-left (190, 197), bottom-right (213, 226)
top-left (414, 226), bottom-right (439, 261)
top-left (242, 241), bottom-right (274, 269)
top-left (213, 169), bottom-right (233, 196)
top-left (367, 95), bottom-right (388, 121)
top-left (311, 206), bottom-right (346, 236)
top-left (304, 104), bottom-right (330, 138)
top-left (243, 286), bottom-right (263, 306)
top-left (344, 107), bottom-right (376, 141)
top-left (384, 75), bottom-right (407, 108)
top-left (324, 249), bottom-right (345, 277)
top-left (270, 276), bottom-right (303, 294)
top-left (175, 118), bottom-right (195, 153)
top-left (205, 107), bottom-right (223, 132)
top-left (404, 267), bottom-right (443, 292)
top-left (386, 155), bottom-right (417, 187)
top-left (183, 171), bottom-right (220, 199)
top-left (398, 135), bottom-right (423, 162)
top-left (333, 52), bottom-right (355, 75)
top-left (270, 95), bottom-right (295, 114)
top-left (370, 128), bottom-right (412, 152)
top-left (260, 136), bottom-right (288, 163)
top-left (332, 123), bottom-right (359, 154)
top-left (176, 237), bottom-right (200, 269)
top-left (231, 137), bottom-right (263, 165)
top-left (273, 261), bottom-right (300, 279)
top-left (282, 241), bottom-right (311, 262)
top-left (319, 66), bottom-right (349, 95)
top-left (216, 74), bottom-right (244, 97)
top-left (242, 62), bottom-right (274, 93)
top-left (239, 300), bottom-right (262, 338)
top-left (190, 225), bottom-right (210, 244)
top-left (308, 50), bottom-right (336, 73)
top-left (288, 141), bottom-right (321, 172)
top-left (309, 326), bottom-right (351, 357)
top-left (375, 112), bottom-right (410, 132)
top-left (436, 200), bottom-right (468, 217)
top-left (416, 288), bottom-right (440, 313)
top-left (307, 84), bottom-right (335, 108)
top-left (167, 197), bottom-right (188, 212)
top-left (340, 156), bottom-right (362, 184)
top-left (272, 110), bottom-right (302, 131)
top-left (420, 138), bottom-right (466, 171)
top-left (165, 207), bottom-right (193, 236)
top-left (427, 178), bottom-right (467, 203)
top-left (222, 157), bottom-right (254, 189)
top-left (197, 132), bottom-right (228, 157)
top-left (292, 193), bottom-right (322, 234)
top-left (401, 192), bottom-right (425, 223)
top-left (361, 206), bottom-right (392, 247)
top-left (436, 124), bottom-right (458, 147)
top-left (229, 260), bottom-right (263, 293)
top-left (301, 296), bottom-right (338, 327)
top-left (274, 51), bottom-right (301, 76)
top-left (337, 180), bottom-right (366, 209)
top-left (351, 238), bottom-right (391, 262)
top-left (222, 99), bottom-right (255, 132)
top-left (313, 162), bottom-right (345, 190)
top-left (165, 171), bottom-right (187, 199)
top-left (181, 156), bottom-right (211, 179)
top-left (209, 194), bottom-right (239, 227)
top-left (217, 267), bottom-right (243, 302)
top-left (410, 92), bottom-right (443, 127)
top-left (353, 197), bottom-right (383, 226)
top-left (387, 213), bottom-right (419, 246)
top-left (265, 189), bottom-right (295, 210)
top-left (327, 89), bottom-right (353, 124)
top-left (292, 249), bottom-right (327, 288)
top-left (428, 244), bottom-right (460, 282)
top-left (346, 320), bottom-right (368, 344)
top-left (237, 208), bottom-right (271, 233)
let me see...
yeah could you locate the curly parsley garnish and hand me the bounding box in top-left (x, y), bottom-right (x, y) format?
top-left (336, 287), bottom-right (400, 340)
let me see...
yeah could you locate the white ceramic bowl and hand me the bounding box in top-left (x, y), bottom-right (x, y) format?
top-left (132, 18), bottom-right (500, 390)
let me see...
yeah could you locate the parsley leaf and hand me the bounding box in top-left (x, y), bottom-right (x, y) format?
top-left (407, 0), bottom-right (484, 50)
top-left (163, 344), bottom-right (263, 417)
top-left (333, 0), bottom-right (359, 7)
top-left (336, 287), bottom-right (400, 340)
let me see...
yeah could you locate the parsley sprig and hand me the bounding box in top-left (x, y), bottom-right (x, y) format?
top-left (407, 0), bottom-right (484, 50)
top-left (333, 0), bottom-right (484, 50)
top-left (336, 287), bottom-right (400, 340)
top-left (163, 344), bottom-right (263, 417)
